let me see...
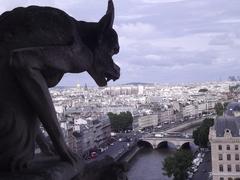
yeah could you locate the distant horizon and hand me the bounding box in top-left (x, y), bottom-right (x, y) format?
top-left (55, 78), bottom-right (236, 88)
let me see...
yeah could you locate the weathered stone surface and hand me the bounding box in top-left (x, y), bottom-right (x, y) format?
top-left (0, 0), bottom-right (120, 175)
top-left (0, 156), bottom-right (128, 180)
top-left (0, 156), bottom-right (84, 180)
top-left (79, 157), bottom-right (128, 180)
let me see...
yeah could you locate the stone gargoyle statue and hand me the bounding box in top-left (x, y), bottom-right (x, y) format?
top-left (0, 0), bottom-right (121, 178)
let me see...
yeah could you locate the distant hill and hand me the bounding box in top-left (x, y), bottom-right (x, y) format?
top-left (122, 82), bottom-right (154, 86)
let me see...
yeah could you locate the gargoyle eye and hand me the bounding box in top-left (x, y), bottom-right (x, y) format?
top-left (113, 44), bottom-right (119, 54)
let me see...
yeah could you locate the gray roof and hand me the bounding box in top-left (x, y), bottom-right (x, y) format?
top-left (214, 116), bottom-right (240, 137)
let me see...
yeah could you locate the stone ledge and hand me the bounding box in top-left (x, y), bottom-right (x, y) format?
top-left (0, 156), bottom-right (84, 180)
top-left (0, 156), bottom-right (128, 180)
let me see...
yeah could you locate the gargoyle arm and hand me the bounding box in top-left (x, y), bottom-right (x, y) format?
top-left (36, 126), bottom-right (55, 155)
top-left (8, 46), bottom-right (91, 164)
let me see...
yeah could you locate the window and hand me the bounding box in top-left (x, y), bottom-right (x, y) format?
top-left (236, 165), bottom-right (240, 172)
top-left (219, 164), bottom-right (224, 172)
top-left (227, 165), bottom-right (231, 172)
top-left (219, 145), bottom-right (222, 150)
top-left (235, 145), bottom-right (239, 150)
top-left (227, 145), bottom-right (230, 150)
top-left (236, 154), bottom-right (239, 161)
top-left (219, 154), bottom-right (223, 160)
top-left (227, 154), bottom-right (231, 161)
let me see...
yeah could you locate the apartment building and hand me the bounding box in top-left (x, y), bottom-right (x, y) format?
top-left (67, 115), bottom-right (111, 155)
top-left (133, 114), bottom-right (158, 130)
top-left (209, 102), bottom-right (240, 180)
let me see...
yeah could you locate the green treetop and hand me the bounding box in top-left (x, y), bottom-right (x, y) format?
top-left (163, 150), bottom-right (193, 180)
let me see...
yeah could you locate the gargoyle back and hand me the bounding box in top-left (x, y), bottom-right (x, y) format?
top-left (0, 6), bottom-right (75, 50)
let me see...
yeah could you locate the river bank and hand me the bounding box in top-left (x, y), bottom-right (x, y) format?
top-left (125, 126), bottom-right (200, 180)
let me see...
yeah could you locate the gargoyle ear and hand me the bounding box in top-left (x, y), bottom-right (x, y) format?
top-left (99, 0), bottom-right (115, 30)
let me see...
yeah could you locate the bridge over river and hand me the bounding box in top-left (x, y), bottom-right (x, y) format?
top-left (140, 133), bottom-right (194, 149)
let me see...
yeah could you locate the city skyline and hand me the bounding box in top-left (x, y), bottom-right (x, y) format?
top-left (1, 0), bottom-right (240, 86)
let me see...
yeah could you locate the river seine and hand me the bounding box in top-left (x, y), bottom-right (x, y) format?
top-left (127, 127), bottom-right (198, 180)
top-left (127, 148), bottom-right (174, 180)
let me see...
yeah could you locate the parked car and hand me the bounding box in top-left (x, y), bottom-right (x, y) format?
top-left (155, 134), bottom-right (164, 138)
top-left (192, 167), bottom-right (198, 172)
top-left (90, 152), bottom-right (97, 159)
top-left (187, 171), bottom-right (193, 179)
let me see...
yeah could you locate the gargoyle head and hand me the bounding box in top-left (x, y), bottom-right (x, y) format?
top-left (87, 0), bottom-right (120, 87)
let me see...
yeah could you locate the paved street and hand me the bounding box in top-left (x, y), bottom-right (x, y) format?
top-left (86, 132), bottom-right (141, 163)
top-left (193, 151), bottom-right (212, 180)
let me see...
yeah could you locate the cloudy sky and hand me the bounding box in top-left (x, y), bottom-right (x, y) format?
top-left (1, 0), bottom-right (240, 86)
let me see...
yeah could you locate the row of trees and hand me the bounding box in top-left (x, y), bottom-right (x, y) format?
top-left (198, 88), bottom-right (208, 93)
top-left (107, 111), bottom-right (133, 132)
top-left (228, 75), bottom-right (240, 81)
top-left (192, 118), bottom-right (214, 148)
top-left (229, 84), bottom-right (240, 93)
top-left (214, 102), bottom-right (229, 116)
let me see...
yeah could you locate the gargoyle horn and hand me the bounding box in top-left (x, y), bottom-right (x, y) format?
top-left (106, 0), bottom-right (114, 27)
top-left (99, 0), bottom-right (115, 29)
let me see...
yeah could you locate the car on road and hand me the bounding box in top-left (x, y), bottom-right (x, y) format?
top-left (90, 152), bottom-right (97, 159)
top-left (155, 133), bottom-right (164, 138)
top-left (208, 172), bottom-right (212, 180)
top-left (192, 166), bottom-right (198, 172)
top-left (187, 171), bottom-right (193, 179)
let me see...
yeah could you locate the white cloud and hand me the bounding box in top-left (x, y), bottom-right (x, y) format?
top-left (218, 19), bottom-right (240, 24)
top-left (118, 14), bottom-right (149, 21)
top-left (145, 54), bottom-right (163, 60)
top-left (130, 0), bottom-right (186, 4)
top-left (148, 33), bottom-right (215, 51)
top-left (142, 0), bottom-right (186, 3)
top-left (209, 33), bottom-right (236, 46)
top-left (0, 0), bottom-right (55, 13)
top-left (115, 22), bottom-right (157, 38)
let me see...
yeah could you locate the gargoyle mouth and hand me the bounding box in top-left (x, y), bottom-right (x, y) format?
top-left (87, 63), bottom-right (120, 87)
top-left (105, 63), bottom-right (120, 82)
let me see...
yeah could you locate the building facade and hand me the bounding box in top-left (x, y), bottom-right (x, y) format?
top-left (133, 114), bottom-right (158, 130)
top-left (209, 102), bottom-right (240, 180)
top-left (67, 115), bottom-right (111, 155)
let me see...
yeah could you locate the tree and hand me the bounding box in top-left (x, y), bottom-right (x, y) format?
top-left (198, 88), bottom-right (208, 93)
top-left (223, 102), bottom-right (229, 111)
top-left (229, 84), bottom-right (240, 93)
top-left (228, 75), bottom-right (237, 81)
top-left (214, 102), bottom-right (224, 116)
top-left (107, 111), bottom-right (133, 132)
top-left (162, 150), bottom-right (193, 180)
top-left (192, 118), bottom-right (214, 148)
